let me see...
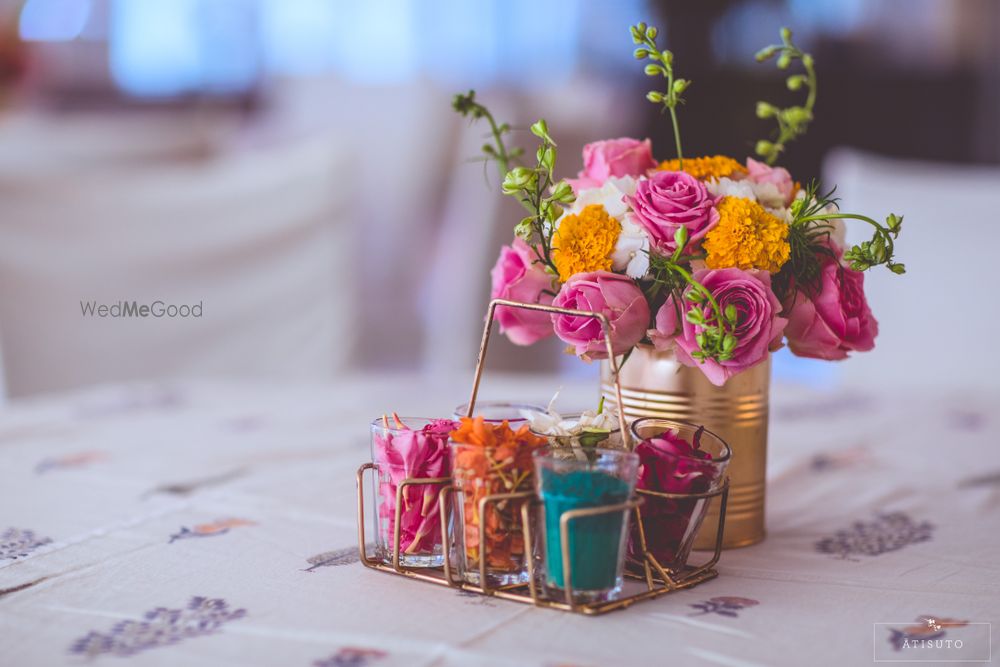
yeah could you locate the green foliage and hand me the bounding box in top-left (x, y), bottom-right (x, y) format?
top-left (753, 27), bottom-right (817, 165)
top-left (630, 22), bottom-right (687, 168)
top-left (773, 181), bottom-right (906, 304)
top-left (645, 228), bottom-right (738, 364)
top-left (452, 90), bottom-right (573, 274)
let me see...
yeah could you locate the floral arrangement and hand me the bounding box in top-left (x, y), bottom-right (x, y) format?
top-left (454, 24), bottom-right (905, 386)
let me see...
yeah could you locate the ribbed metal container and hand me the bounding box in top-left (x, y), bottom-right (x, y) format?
top-left (600, 345), bottom-right (769, 549)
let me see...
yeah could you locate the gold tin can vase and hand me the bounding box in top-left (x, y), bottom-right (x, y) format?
top-left (600, 345), bottom-right (769, 549)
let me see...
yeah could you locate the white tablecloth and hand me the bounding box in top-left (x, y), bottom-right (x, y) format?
top-left (1, 376), bottom-right (997, 666)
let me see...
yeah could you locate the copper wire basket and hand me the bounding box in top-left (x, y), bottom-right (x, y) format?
top-left (356, 299), bottom-right (729, 615)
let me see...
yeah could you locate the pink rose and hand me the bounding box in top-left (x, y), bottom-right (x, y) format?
top-left (551, 271), bottom-right (650, 359)
top-left (651, 268), bottom-right (786, 386)
top-left (785, 260), bottom-right (878, 360)
top-left (745, 157), bottom-right (795, 207)
top-left (490, 238), bottom-right (555, 345)
top-left (628, 170), bottom-right (720, 255)
top-left (566, 138), bottom-right (656, 192)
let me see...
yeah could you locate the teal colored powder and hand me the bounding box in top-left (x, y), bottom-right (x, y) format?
top-left (540, 469), bottom-right (631, 591)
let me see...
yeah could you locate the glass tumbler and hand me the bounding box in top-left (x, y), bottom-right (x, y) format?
top-left (370, 417), bottom-right (455, 567)
top-left (450, 440), bottom-right (537, 587)
top-left (627, 418), bottom-right (731, 573)
top-left (534, 447), bottom-right (638, 603)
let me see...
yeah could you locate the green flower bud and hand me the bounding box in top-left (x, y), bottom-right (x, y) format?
top-left (786, 74), bottom-right (806, 91)
top-left (780, 27), bottom-right (792, 42)
top-left (634, 48), bottom-right (649, 59)
top-left (782, 106), bottom-right (812, 125)
top-left (755, 140), bottom-right (774, 156)
top-left (756, 101), bottom-right (777, 119)
top-left (777, 54), bottom-right (792, 70)
top-left (672, 78), bottom-right (689, 94)
top-left (695, 332), bottom-right (707, 349)
top-left (724, 304), bottom-right (737, 324)
top-left (644, 64), bottom-right (661, 76)
top-left (662, 50), bottom-right (673, 66)
top-left (530, 119), bottom-right (550, 141)
top-left (646, 91), bottom-right (664, 103)
top-left (514, 217), bottom-right (533, 239)
top-left (802, 54), bottom-right (814, 69)
top-left (637, 21), bottom-right (647, 34)
top-left (685, 290), bottom-right (703, 302)
top-left (646, 25), bottom-right (658, 40)
top-left (755, 45), bottom-right (778, 62)
top-left (890, 263), bottom-right (906, 275)
top-left (673, 225), bottom-right (688, 249)
top-left (723, 333), bottom-right (737, 353)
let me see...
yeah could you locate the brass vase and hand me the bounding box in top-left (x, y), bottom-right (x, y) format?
top-left (600, 345), bottom-right (769, 549)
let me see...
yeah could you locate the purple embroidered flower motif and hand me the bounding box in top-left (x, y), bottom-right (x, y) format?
top-left (303, 546), bottom-right (366, 572)
top-left (816, 513), bottom-right (933, 559)
top-left (35, 451), bottom-right (106, 474)
top-left (313, 647), bottom-right (387, 667)
top-left (689, 596), bottom-right (760, 617)
top-left (68, 597), bottom-right (246, 658)
top-left (168, 519), bottom-right (255, 544)
top-left (457, 589), bottom-right (499, 607)
top-left (1, 528), bottom-right (53, 560)
top-left (809, 446), bottom-right (869, 472)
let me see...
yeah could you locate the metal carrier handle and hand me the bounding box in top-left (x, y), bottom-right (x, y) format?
top-left (465, 298), bottom-right (632, 449)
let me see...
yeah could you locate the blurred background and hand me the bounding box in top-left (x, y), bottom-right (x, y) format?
top-left (0, 0), bottom-right (998, 401)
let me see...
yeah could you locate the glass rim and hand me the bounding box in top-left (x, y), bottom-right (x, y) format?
top-left (369, 416), bottom-right (457, 434)
top-left (452, 401), bottom-right (544, 421)
top-left (628, 417), bottom-right (732, 464)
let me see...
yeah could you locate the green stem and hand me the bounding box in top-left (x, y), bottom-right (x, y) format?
top-left (668, 104), bottom-right (684, 170)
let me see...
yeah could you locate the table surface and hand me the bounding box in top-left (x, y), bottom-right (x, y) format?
top-left (1, 375), bottom-right (997, 667)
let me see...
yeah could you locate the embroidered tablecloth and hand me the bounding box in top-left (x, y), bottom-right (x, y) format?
top-left (1, 376), bottom-right (997, 666)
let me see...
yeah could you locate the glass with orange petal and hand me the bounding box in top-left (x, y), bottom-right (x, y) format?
top-left (449, 416), bottom-right (547, 587)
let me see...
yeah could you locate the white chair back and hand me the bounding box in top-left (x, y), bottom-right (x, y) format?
top-left (0, 113), bottom-right (356, 397)
top-left (822, 148), bottom-right (1000, 390)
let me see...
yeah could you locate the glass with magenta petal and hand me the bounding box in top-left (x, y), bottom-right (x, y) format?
top-left (370, 416), bottom-right (457, 568)
top-left (533, 447), bottom-right (638, 603)
top-left (627, 418), bottom-right (731, 573)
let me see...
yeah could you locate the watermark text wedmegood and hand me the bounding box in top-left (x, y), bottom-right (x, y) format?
top-left (80, 301), bottom-right (203, 318)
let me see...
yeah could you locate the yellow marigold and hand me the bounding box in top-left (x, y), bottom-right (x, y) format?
top-left (551, 204), bottom-right (621, 282)
top-left (658, 155), bottom-right (747, 181)
top-left (704, 196), bottom-right (790, 272)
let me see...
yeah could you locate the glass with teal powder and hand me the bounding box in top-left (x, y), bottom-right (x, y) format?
top-left (533, 447), bottom-right (639, 603)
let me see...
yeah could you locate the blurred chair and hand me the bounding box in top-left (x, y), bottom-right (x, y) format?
top-left (822, 148), bottom-right (1000, 391)
top-left (0, 112), bottom-right (356, 397)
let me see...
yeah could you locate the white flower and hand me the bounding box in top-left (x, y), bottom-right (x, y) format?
top-left (612, 213), bottom-right (650, 279)
top-left (706, 177), bottom-right (757, 201)
top-left (569, 176), bottom-right (636, 218)
top-left (521, 390), bottom-right (617, 438)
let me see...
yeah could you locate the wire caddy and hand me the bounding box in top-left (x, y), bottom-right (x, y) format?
top-left (356, 299), bottom-right (729, 615)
